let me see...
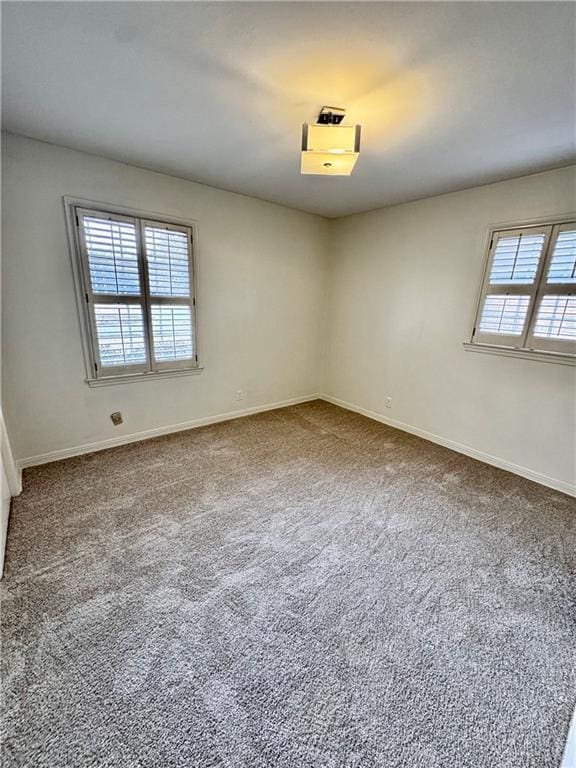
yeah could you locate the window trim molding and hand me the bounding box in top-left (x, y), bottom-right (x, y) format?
top-left (63, 196), bottom-right (202, 384)
top-left (462, 341), bottom-right (576, 366)
top-left (466, 212), bottom-right (576, 363)
top-left (86, 367), bottom-right (205, 388)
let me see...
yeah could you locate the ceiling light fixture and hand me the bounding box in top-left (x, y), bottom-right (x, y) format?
top-left (301, 107), bottom-right (361, 176)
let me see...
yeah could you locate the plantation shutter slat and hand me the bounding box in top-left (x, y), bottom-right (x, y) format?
top-left (478, 296), bottom-right (530, 336)
top-left (144, 224), bottom-right (191, 298)
top-left (83, 215), bottom-right (141, 296)
top-left (532, 296), bottom-right (576, 341)
top-left (526, 222), bottom-right (576, 354)
top-left (77, 209), bottom-right (149, 375)
top-left (94, 304), bottom-right (148, 367)
top-left (545, 228), bottom-right (576, 284)
top-left (75, 207), bottom-right (197, 379)
top-left (488, 233), bottom-right (545, 285)
top-left (151, 305), bottom-right (195, 363)
top-left (141, 220), bottom-right (196, 371)
top-left (471, 220), bottom-right (575, 357)
top-left (472, 226), bottom-right (552, 348)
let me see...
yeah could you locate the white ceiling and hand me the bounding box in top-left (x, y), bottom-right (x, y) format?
top-left (2, 2), bottom-right (575, 217)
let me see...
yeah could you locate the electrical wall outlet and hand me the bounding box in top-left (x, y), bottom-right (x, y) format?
top-left (110, 411), bottom-right (123, 425)
top-left (235, 390), bottom-right (247, 402)
top-left (385, 397), bottom-right (392, 409)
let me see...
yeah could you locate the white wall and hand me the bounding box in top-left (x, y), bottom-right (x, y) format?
top-left (2, 134), bottom-right (328, 463)
top-left (0, 141), bottom-right (21, 572)
top-left (323, 166), bottom-right (576, 493)
top-left (2, 134), bottom-right (574, 495)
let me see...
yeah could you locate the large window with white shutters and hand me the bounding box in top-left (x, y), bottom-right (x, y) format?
top-left (69, 203), bottom-right (199, 383)
top-left (469, 219), bottom-right (576, 361)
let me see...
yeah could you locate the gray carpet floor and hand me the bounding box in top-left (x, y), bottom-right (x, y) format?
top-left (1, 400), bottom-right (575, 767)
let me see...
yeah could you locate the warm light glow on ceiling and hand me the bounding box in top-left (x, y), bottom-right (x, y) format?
top-left (249, 48), bottom-right (432, 162)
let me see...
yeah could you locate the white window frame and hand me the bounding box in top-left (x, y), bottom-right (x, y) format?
top-left (465, 215), bottom-right (576, 365)
top-left (64, 197), bottom-right (202, 386)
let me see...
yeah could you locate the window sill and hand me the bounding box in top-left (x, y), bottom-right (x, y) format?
top-left (86, 367), bottom-right (204, 387)
top-left (463, 342), bottom-right (575, 366)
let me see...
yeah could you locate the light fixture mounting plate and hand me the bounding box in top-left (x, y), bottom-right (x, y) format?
top-left (317, 106), bottom-right (346, 125)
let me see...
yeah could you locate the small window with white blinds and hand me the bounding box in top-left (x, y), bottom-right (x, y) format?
top-left (470, 219), bottom-right (576, 360)
top-left (72, 205), bottom-right (198, 382)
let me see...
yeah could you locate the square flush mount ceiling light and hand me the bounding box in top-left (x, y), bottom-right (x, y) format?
top-left (301, 108), bottom-right (361, 176)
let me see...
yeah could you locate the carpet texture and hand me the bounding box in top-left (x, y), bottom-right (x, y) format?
top-left (1, 400), bottom-right (575, 767)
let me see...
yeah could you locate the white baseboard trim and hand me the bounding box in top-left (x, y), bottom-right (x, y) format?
top-left (319, 394), bottom-right (576, 498)
top-left (16, 392), bottom-right (576, 497)
top-left (18, 394), bottom-right (320, 470)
